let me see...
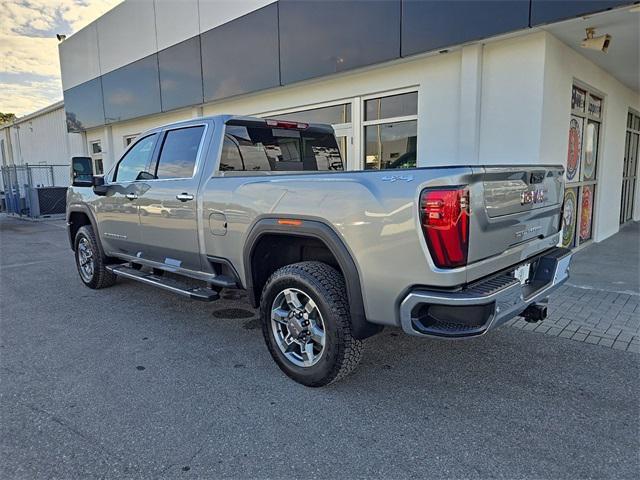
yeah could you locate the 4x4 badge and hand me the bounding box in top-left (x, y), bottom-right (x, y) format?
top-left (381, 174), bottom-right (414, 183)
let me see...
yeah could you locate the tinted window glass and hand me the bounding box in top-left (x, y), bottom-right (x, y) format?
top-left (279, 0), bottom-right (401, 84)
top-left (158, 36), bottom-right (204, 112)
top-left (201, 4), bottom-right (279, 102)
top-left (222, 125), bottom-right (343, 173)
top-left (115, 134), bottom-right (157, 182)
top-left (64, 78), bottom-right (105, 131)
top-left (220, 136), bottom-right (244, 172)
top-left (155, 126), bottom-right (205, 179)
top-left (365, 120), bottom-right (417, 170)
top-left (402, 1), bottom-right (529, 57)
top-left (365, 92), bottom-right (418, 121)
top-left (102, 55), bottom-right (161, 123)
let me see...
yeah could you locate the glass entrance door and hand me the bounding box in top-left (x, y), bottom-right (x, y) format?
top-left (332, 125), bottom-right (353, 170)
top-left (621, 111), bottom-right (639, 224)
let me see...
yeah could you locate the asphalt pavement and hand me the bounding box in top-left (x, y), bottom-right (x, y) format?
top-left (1, 216), bottom-right (638, 479)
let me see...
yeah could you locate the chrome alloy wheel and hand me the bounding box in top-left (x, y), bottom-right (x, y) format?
top-left (77, 237), bottom-right (95, 282)
top-left (270, 288), bottom-right (326, 367)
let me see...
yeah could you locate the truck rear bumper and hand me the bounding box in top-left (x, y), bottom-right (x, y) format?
top-left (399, 247), bottom-right (572, 338)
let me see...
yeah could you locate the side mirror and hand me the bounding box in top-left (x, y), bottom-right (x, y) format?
top-left (71, 157), bottom-right (94, 187)
top-left (92, 175), bottom-right (109, 196)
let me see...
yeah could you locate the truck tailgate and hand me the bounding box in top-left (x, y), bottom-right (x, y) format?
top-left (467, 165), bottom-right (564, 264)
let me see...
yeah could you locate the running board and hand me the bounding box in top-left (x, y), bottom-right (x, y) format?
top-left (107, 265), bottom-right (220, 301)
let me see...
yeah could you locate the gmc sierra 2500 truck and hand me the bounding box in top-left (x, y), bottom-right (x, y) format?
top-left (67, 115), bottom-right (571, 386)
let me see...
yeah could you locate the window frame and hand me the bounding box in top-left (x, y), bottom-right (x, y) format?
top-left (123, 134), bottom-right (140, 148)
top-left (361, 88), bottom-right (419, 170)
top-left (564, 80), bottom-right (605, 248)
top-left (147, 123), bottom-right (208, 182)
top-left (112, 133), bottom-right (159, 184)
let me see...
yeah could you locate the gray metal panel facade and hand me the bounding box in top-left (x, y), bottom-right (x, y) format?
top-left (63, 0), bottom-right (636, 132)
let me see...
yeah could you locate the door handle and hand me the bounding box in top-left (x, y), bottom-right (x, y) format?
top-left (125, 193), bottom-right (138, 200)
top-left (176, 193), bottom-right (194, 202)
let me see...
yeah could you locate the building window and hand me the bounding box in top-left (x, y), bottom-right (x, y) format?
top-left (90, 140), bottom-right (102, 155)
top-left (363, 91), bottom-right (418, 169)
top-left (562, 83), bottom-right (602, 248)
top-left (89, 140), bottom-right (104, 174)
top-left (124, 134), bottom-right (139, 148)
top-left (621, 111), bottom-right (640, 224)
top-left (273, 103), bottom-right (351, 125)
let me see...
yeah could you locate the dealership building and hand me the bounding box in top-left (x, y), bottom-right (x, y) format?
top-left (51, 0), bottom-right (640, 248)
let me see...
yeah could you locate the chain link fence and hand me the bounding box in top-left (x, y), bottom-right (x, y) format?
top-left (0, 164), bottom-right (70, 217)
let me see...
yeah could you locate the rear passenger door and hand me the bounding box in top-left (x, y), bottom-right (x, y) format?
top-left (138, 124), bottom-right (207, 272)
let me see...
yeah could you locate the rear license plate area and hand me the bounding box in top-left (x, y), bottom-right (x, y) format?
top-left (514, 263), bottom-right (531, 285)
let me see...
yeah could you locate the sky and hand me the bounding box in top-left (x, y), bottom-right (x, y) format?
top-left (0, 0), bottom-right (123, 117)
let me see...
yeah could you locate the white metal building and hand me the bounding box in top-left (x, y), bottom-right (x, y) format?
top-left (0, 101), bottom-right (84, 168)
top-left (55, 0), bottom-right (640, 248)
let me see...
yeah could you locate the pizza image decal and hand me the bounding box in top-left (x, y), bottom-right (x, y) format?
top-left (567, 117), bottom-right (582, 182)
top-left (562, 188), bottom-right (578, 248)
top-left (580, 185), bottom-right (593, 242)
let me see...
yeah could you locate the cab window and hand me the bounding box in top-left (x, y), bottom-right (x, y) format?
top-left (114, 134), bottom-right (157, 182)
top-left (154, 126), bottom-right (205, 179)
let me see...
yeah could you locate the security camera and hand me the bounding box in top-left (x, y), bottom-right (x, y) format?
top-left (581, 27), bottom-right (611, 53)
top-left (56, 34), bottom-right (66, 42)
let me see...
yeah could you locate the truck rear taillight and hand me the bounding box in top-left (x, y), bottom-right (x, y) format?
top-left (420, 188), bottom-right (470, 268)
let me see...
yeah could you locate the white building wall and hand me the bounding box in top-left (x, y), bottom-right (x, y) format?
top-left (478, 32), bottom-right (547, 166)
top-left (0, 105), bottom-right (85, 167)
top-left (540, 32), bottom-right (640, 240)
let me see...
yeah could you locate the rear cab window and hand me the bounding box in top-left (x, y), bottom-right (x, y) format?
top-left (219, 121), bottom-right (343, 174)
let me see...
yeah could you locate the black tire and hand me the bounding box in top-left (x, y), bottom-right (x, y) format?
top-left (74, 225), bottom-right (117, 289)
top-left (260, 261), bottom-right (363, 387)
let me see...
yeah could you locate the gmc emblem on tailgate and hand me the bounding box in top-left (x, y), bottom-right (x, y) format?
top-left (521, 188), bottom-right (545, 205)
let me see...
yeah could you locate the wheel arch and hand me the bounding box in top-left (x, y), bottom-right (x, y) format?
top-left (243, 218), bottom-right (382, 340)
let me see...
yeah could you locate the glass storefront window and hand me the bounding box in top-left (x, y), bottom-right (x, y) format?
top-left (363, 91), bottom-right (418, 170)
top-left (365, 120), bottom-right (417, 170)
top-left (365, 92), bottom-right (418, 121)
top-left (274, 104), bottom-right (351, 125)
top-left (564, 82), bottom-right (602, 248)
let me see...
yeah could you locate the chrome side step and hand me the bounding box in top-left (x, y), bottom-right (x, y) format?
top-left (107, 265), bottom-right (220, 301)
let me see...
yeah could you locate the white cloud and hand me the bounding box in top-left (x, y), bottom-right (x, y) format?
top-left (0, 0), bottom-right (123, 116)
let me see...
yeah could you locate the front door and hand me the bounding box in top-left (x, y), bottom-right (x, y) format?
top-left (621, 111), bottom-right (639, 224)
top-left (138, 124), bottom-right (206, 272)
top-left (97, 133), bottom-right (158, 256)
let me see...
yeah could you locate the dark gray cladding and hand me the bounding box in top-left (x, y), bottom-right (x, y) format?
top-left (402, 0), bottom-right (530, 57)
top-left (62, 0), bottom-right (636, 131)
top-left (278, 0), bottom-right (401, 84)
top-left (64, 77), bottom-right (105, 132)
top-left (530, 0), bottom-right (633, 26)
top-left (102, 54), bottom-right (162, 123)
top-left (159, 36), bottom-right (204, 112)
top-left (201, 3), bottom-right (279, 102)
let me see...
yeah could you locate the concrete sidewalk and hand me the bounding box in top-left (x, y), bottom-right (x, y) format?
top-left (509, 222), bottom-right (640, 352)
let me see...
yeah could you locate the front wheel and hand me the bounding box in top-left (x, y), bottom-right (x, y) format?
top-left (74, 225), bottom-right (117, 289)
top-left (260, 261), bottom-right (363, 387)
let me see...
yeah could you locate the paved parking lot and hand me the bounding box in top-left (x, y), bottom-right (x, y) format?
top-left (1, 216), bottom-right (638, 479)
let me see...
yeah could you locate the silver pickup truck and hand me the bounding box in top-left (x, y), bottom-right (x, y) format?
top-left (67, 115), bottom-right (571, 386)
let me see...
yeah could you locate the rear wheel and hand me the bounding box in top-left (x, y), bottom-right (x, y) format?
top-left (74, 225), bottom-right (116, 289)
top-left (260, 261), bottom-right (363, 387)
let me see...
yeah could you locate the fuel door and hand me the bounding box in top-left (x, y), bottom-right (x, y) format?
top-left (209, 211), bottom-right (228, 236)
